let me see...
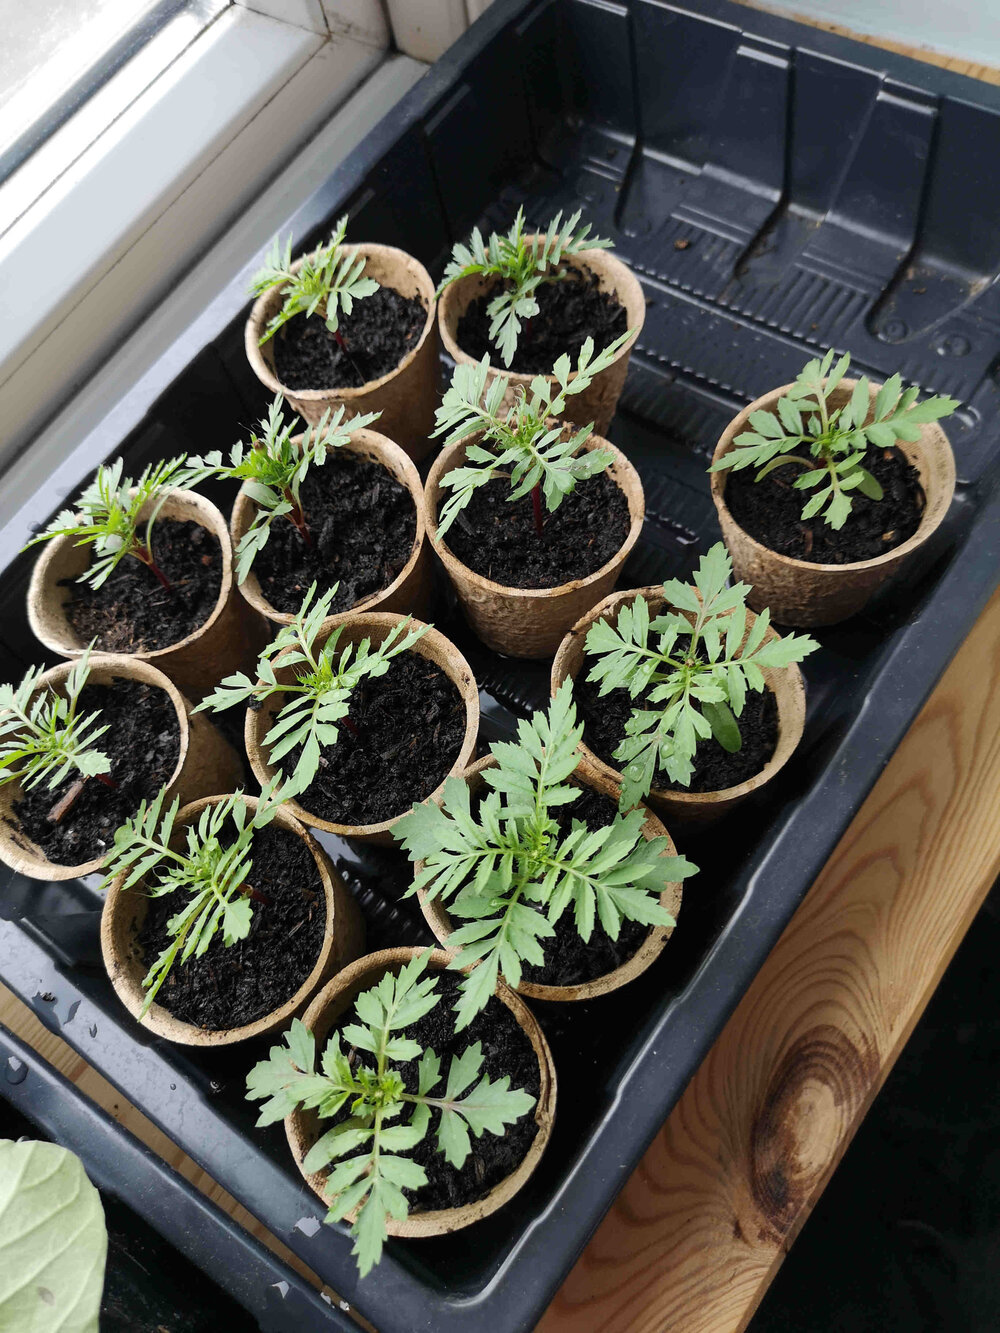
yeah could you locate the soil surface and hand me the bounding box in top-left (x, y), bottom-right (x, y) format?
top-left (12, 678), bottom-right (180, 865)
top-left (137, 825), bottom-right (326, 1030)
top-left (575, 670), bottom-right (779, 794)
top-left (519, 786), bottom-right (651, 987)
top-left (272, 287), bottom-right (426, 392)
top-left (64, 519), bottom-right (223, 653)
top-left (280, 652), bottom-right (467, 827)
top-left (456, 267), bottom-right (628, 374)
top-left (724, 444), bottom-right (924, 564)
top-left (443, 471), bottom-right (630, 589)
top-left (251, 453), bottom-right (416, 615)
top-left (320, 970), bottom-right (540, 1212)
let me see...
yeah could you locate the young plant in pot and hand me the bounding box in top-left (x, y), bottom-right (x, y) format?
top-left (24, 456), bottom-right (265, 695)
top-left (551, 544), bottom-right (819, 823)
top-left (0, 648), bottom-right (243, 880)
top-left (397, 681), bottom-right (697, 1019)
top-left (245, 215), bottom-right (440, 460)
top-left (709, 351), bottom-right (958, 626)
top-left (186, 394), bottom-right (432, 630)
top-left (247, 947), bottom-right (555, 1276)
top-left (425, 337), bottom-right (645, 658)
top-left (100, 777), bottom-right (363, 1045)
top-left (436, 207), bottom-right (645, 434)
top-left (198, 582), bottom-right (479, 843)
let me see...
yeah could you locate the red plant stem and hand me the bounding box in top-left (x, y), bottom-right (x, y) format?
top-left (531, 483), bottom-right (544, 539)
top-left (134, 545), bottom-right (172, 592)
top-left (332, 328), bottom-right (367, 385)
top-left (240, 883), bottom-right (271, 908)
top-left (283, 491), bottom-right (312, 547)
top-left (95, 773), bottom-right (118, 790)
top-left (342, 717), bottom-right (361, 741)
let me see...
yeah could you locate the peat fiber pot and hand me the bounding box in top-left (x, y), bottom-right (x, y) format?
top-left (551, 587), bottom-right (807, 824)
top-left (419, 757), bottom-right (685, 1002)
top-left (101, 795), bottom-right (362, 1046)
top-left (245, 244), bottom-right (440, 462)
top-left (230, 426), bottom-right (432, 630)
top-left (710, 378), bottom-right (957, 628)
top-left (0, 656), bottom-right (243, 881)
top-left (424, 432), bottom-right (644, 659)
top-left (27, 488), bottom-right (267, 697)
top-left (438, 239), bottom-right (645, 436)
top-left (245, 613), bottom-right (479, 845)
top-left (287, 947), bottom-right (556, 1237)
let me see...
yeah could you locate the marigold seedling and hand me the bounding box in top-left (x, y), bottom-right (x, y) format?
top-left (23, 457), bottom-right (192, 591)
top-left (246, 951), bottom-right (535, 1276)
top-left (195, 582), bottom-right (429, 788)
top-left (432, 332), bottom-right (632, 540)
top-left (0, 647), bottom-right (113, 809)
top-left (708, 350), bottom-right (958, 530)
top-left (397, 681), bottom-right (698, 1029)
top-left (250, 215), bottom-right (379, 361)
top-left (583, 543), bottom-right (819, 807)
top-left (186, 395), bottom-right (380, 583)
top-left (438, 207), bottom-right (613, 366)
top-left (101, 777), bottom-right (290, 1017)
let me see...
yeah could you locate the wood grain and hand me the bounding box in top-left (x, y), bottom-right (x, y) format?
top-left (539, 587), bottom-right (1000, 1333)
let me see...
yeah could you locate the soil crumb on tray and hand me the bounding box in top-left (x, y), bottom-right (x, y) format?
top-left (252, 453), bottom-right (416, 615)
top-left (318, 972), bottom-right (540, 1212)
top-left (456, 268), bottom-right (627, 375)
top-left (444, 471), bottom-right (630, 589)
top-left (575, 670), bottom-right (779, 794)
top-left (137, 826), bottom-right (326, 1030)
top-left (64, 519), bottom-right (223, 653)
top-left (272, 287), bottom-right (426, 392)
top-left (283, 652), bottom-right (467, 827)
top-left (724, 444), bottom-right (924, 565)
top-left (12, 678), bottom-right (180, 866)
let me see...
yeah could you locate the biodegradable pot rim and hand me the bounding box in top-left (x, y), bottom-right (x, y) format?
top-left (286, 946), bottom-right (557, 1237)
top-left (0, 655), bottom-right (191, 881)
top-left (244, 613), bottom-right (480, 840)
top-left (550, 586), bottom-right (807, 811)
top-left (437, 238), bottom-right (645, 380)
top-left (230, 426), bottom-right (429, 628)
top-left (245, 243), bottom-right (437, 403)
top-left (709, 377), bottom-right (957, 575)
top-left (100, 793), bottom-right (342, 1046)
top-left (27, 489), bottom-right (237, 665)
top-left (418, 757), bottom-right (685, 1002)
top-left (424, 431), bottom-right (645, 601)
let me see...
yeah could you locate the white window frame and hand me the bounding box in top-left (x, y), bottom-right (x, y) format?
top-left (0, 0), bottom-right (409, 474)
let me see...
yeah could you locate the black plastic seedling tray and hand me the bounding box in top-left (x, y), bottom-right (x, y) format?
top-left (2, 1), bottom-right (1000, 1329)
top-left (0, 1025), bottom-right (355, 1332)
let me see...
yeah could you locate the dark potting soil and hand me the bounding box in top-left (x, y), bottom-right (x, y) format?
top-left (251, 453), bottom-right (416, 615)
top-left (575, 670), bottom-right (779, 794)
top-left (137, 825), bottom-right (326, 1030)
top-left (455, 268), bottom-right (628, 375)
top-left (271, 287), bottom-right (426, 392)
top-left (283, 652), bottom-right (467, 827)
top-left (11, 679), bottom-right (180, 866)
top-left (724, 444), bottom-right (925, 565)
top-left (519, 786), bottom-right (650, 987)
top-left (321, 971), bottom-right (540, 1212)
top-left (63, 519), bottom-right (223, 653)
top-left (444, 472), bottom-right (630, 589)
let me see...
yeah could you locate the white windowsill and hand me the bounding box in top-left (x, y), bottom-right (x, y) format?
top-left (0, 2), bottom-right (419, 473)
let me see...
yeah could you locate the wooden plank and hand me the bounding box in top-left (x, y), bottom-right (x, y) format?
top-left (539, 584), bottom-right (1000, 1333)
